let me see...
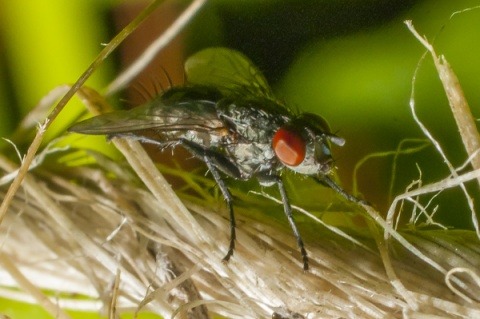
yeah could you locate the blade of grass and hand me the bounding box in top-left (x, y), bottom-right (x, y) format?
top-left (0, 0), bottom-right (165, 225)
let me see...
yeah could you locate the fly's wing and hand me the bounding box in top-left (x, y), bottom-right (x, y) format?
top-left (185, 47), bottom-right (277, 101)
top-left (69, 87), bottom-right (225, 135)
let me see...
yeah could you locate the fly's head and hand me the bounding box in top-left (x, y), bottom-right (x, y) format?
top-left (272, 113), bottom-right (345, 176)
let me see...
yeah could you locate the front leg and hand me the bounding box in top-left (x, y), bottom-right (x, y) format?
top-left (257, 174), bottom-right (309, 271)
top-left (315, 175), bottom-right (368, 205)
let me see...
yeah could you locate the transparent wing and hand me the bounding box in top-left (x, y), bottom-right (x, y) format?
top-left (69, 88), bottom-right (225, 135)
top-left (185, 47), bottom-right (276, 100)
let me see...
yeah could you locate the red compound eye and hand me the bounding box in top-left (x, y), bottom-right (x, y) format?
top-left (272, 128), bottom-right (306, 166)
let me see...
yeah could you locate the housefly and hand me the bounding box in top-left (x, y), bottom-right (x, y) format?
top-left (69, 47), bottom-right (364, 270)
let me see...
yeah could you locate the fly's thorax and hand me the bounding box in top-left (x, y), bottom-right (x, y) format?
top-left (217, 98), bottom-right (291, 145)
top-left (225, 141), bottom-right (278, 179)
top-left (205, 98), bottom-right (290, 178)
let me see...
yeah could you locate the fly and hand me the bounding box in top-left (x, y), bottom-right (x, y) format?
top-left (69, 47), bottom-right (365, 270)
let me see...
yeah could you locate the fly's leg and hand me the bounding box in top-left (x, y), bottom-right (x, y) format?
top-left (316, 176), bottom-right (368, 205)
top-left (258, 174), bottom-right (309, 271)
top-left (277, 179), bottom-right (309, 271)
top-left (178, 139), bottom-right (243, 263)
top-left (203, 157), bottom-right (236, 262)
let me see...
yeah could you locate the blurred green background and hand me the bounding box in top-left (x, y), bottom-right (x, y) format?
top-left (1, 0), bottom-right (480, 318)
